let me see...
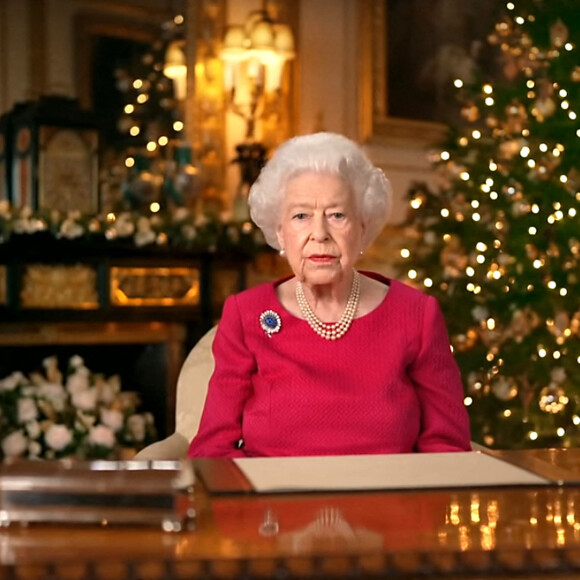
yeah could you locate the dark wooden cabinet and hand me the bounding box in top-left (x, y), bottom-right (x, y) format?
top-left (0, 235), bottom-right (252, 436)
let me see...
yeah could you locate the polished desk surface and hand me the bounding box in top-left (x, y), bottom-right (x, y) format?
top-left (3, 449), bottom-right (580, 579)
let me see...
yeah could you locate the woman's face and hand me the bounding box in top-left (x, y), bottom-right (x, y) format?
top-left (276, 171), bottom-right (364, 286)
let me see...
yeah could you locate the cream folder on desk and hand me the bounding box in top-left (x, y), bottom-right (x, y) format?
top-left (232, 452), bottom-right (550, 493)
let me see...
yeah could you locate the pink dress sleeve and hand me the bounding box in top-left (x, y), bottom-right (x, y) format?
top-left (187, 295), bottom-right (255, 457)
top-left (410, 296), bottom-right (472, 452)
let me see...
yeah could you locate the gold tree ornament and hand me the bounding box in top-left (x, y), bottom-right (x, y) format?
top-left (538, 384), bottom-right (569, 414)
top-left (549, 18), bottom-right (569, 48)
top-left (491, 376), bottom-right (518, 401)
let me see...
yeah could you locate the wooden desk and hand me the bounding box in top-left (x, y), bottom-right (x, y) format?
top-left (3, 450), bottom-right (580, 579)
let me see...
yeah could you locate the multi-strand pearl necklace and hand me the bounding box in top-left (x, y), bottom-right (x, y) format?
top-left (295, 270), bottom-right (360, 340)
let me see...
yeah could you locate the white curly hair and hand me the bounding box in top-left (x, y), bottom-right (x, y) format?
top-left (248, 132), bottom-right (392, 250)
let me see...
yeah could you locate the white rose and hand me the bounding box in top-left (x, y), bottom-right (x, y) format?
top-left (17, 398), bottom-right (38, 423)
top-left (0, 371), bottom-right (26, 392)
top-left (39, 382), bottom-right (67, 411)
top-left (45, 424), bottom-right (73, 451)
top-left (2, 430), bottom-right (28, 457)
top-left (69, 355), bottom-right (85, 369)
top-left (100, 408), bottom-right (124, 432)
top-left (89, 425), bottom-right (116, 448)
top-left (97, 376), bottom-right (120, 405)
top-left (66, 373), bottom-right (90, 395)
top-left (72, 388), bottom-right (97, 411)
top-left (28, 440), bottom-right (42, 458)
top-left (26, 420), bottom-right (41, 439)
top-left (127, 414), bottom-right (146, 442)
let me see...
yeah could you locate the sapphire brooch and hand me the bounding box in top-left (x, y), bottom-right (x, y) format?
top-left (260, 310), bottom-right (282, 337)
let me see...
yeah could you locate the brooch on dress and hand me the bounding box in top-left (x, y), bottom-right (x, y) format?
top-left (260, 310), bottom-right (282, 337)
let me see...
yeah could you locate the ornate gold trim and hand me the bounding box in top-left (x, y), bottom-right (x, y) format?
top-left (110, 266), bottom-right (200, 307)
top-left (21, 264), bottom-right (99, 309)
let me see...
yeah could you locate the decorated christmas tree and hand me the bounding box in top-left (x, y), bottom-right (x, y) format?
top-left (400, 0), bottom-right (580, 448)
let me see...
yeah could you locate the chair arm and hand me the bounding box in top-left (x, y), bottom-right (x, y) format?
top-left (134, 432), bottom-right (190, 460)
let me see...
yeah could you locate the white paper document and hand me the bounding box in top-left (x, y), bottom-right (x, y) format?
top-left (233, 452), bottom-right (550, 493)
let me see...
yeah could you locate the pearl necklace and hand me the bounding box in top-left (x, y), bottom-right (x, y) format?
top-left (295, 271), bottom-right (360, 340)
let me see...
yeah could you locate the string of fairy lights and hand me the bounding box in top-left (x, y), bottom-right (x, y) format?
top-left (399, 0), bottom-right (580, 447)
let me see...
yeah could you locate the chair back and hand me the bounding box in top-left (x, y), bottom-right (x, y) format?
top-left (174, 325), bottom-right (217, 440)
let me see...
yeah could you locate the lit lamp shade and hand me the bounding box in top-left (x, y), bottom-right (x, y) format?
top-left (164, 40), bottom-right (187, 100)
top-left (220, 13), bottom-right (295, 93)
top-left (221, 25), bottom-right (248, 91)
top-left (274, 24), bottom-right (295, 58)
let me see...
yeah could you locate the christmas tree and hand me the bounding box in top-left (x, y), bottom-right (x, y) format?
top-left (400, 0), bottom-right (580, 449)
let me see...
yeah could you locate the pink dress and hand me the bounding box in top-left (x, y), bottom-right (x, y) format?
top-left (188, 272), bottom-right (471, 457)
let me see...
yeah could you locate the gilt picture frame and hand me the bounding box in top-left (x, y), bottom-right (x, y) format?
top-left (359, 0), bottom-right (500, 144)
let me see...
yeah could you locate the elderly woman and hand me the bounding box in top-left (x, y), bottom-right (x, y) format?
top-left (188, 132), bottom-right (471, 457)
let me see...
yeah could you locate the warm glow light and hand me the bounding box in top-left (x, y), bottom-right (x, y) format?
top-left (441, 151), bottom-right (450, 160)
top-left (529, 431), bottom-right (538, 441)
top-left (424, 278), bottom-right (433, 288)
top-left (454, 79), bottom-right (463, 88)
top-left (124, 104), bottom-right (134, 114)
top-left (133, 79), bottom-right (143, 89)
top-left (150, 202), bottom-right (161, 213)
top-left (441, 208), bottom-right (450, 217)
top-left (408, 269), bottom-right (418, 279)
top-left (460, 172), bottom-right (470, 181)
top-left (173, 121), bottom-right (184, 131)
top-left (125, 157), bottom-right (135, 168)
top-left (129, 126), bottom-right (140, 136)
top-left (158, 136), bottom-right (169, 146)
top-left (400, 248), bottom-right (411, 258)
top-left (485, 97), bottom-right (494, 106)
top-left (146, 141), bottom-right (157, 152)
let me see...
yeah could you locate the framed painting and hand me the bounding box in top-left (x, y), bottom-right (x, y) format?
top-left (359, 0), bottom-right (500, 143)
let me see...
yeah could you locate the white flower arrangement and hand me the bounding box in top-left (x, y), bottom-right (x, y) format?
top-left (0, 200), bottom-right (266, 252)
top-left (0, 356), bottom-right (157, 461)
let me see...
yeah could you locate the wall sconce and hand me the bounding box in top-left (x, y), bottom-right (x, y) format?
top-left (220, 6), bottom-right (295, 142)
top-left (164, 39), bottom-right (187, 101)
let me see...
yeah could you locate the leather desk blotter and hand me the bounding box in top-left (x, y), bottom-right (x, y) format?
top-left (194, 451), bottom-right (551, 495)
